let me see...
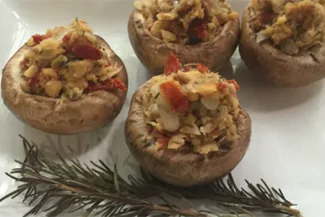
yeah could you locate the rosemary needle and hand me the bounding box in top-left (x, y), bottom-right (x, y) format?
top-left (0, 135), bottom-right (302, 217)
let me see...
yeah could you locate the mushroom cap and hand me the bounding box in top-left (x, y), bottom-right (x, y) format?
top-left (128, 10), bottom-right (240, 74)
top-left (1, 35), bottom-right (128, 135)
top-left (239, 7), bottom-right (325, 87)
top-left (125, 82), bottom-right (251, 187)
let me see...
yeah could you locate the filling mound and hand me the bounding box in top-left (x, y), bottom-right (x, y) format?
top-left (133, 0), bottom-right (238, 45)
top-left (249, 0), bottom-right (325, 55)
top-left (141, 54), bottom-right (240, 154)
top-left (20, 19), bottom-right (127, 100)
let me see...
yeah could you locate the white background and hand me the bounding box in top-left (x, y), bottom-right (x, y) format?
top-left (0, 0), bottom-right (324, 216)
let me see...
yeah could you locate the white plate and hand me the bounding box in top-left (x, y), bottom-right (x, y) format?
top-left (0, 0), bottom-right (324, 216)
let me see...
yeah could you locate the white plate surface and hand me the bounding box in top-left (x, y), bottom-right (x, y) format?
top-left (0, 0), bottom-right (324, 216)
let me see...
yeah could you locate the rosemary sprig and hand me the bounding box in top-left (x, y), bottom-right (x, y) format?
top-left (0, 135), bottom-right (302, 217)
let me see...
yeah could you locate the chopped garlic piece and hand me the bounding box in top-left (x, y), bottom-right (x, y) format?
top-left (133, 1), bottom-right (144, 11)
top-left (200, 123), bottom-right (217, 135)
top-left (196, 83), bottom-right (217, 95)
top-left (198, 142), bottom-right (219, 154)
top-left (167, 134), bottom-right (186, 150)
top-left (41, 68), bottom-right (58, 80)
top-left (45, 80), bottom-right (62, 98)
top-left (229, 11), bottom-right (239, 19)
top-left (201, 93), bottom-right (220, 110)
top-left (84, 31), bottom-right (96, 43)
top-left (24, 65), bottom-right (38, 78)
top-left (159, 107), bottom-right (180, 132)
top-left (157, 12), bottom-right (178, 20)
top-left (161, 30), bottom-right (177, 42)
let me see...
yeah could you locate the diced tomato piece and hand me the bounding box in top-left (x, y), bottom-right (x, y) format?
top-left (228, 80), bottom-right (239, 91)
top-left (183, 65), bottom-right (191, 72)
top-left (86, 79), bottom-right (112, 92)
top-left (104, 62), bottom-right (112, 68)
top-left (157, 134), bottom-right (170, 148)
top-left (111, 78), bottom-right (127, 91)
top-left (71, 42), bottom-right (102, 60)
top-left (86, 78), bottom-right (127, 93)
top-left (43, 31), bottom-right (52, 40)
top-left (160, 81), bottom-right (190, 113)
top-left (147, 125), bottom-right (153, 134)
top-left (20, 58), bottom-right (29, 70)
top-left (62, 34), bottom-right (71, 42)
top-left (148, 24), bottom-right (153, 31)
top-left (261, 11), bottom-right (275, 24)
top-left (188, 19), bottom-right (208, 39)
top-left (164, 53), bottom-right (181, 75)
top-left (44, 32), bottom-right (52, 38)
top-left (197, 63), bottom-right (208, 73)
top-left (29, 74), bottom-right (40, 93)
top-left (32, 34), bottom-right (43, 44)
top-left (86, 83), bottom-right (108, 92)
top-left (217, 82), bottom-right (225, 90)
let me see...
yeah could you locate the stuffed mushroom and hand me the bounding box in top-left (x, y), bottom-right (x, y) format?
top-left (128, 0), bottom-right (240, 74)
top-left (240, 0), bottom-right (325, 87)
top-left (1, 19), bottom-right (128, 134)
top-left (125, 54), bottom-right (251, 187)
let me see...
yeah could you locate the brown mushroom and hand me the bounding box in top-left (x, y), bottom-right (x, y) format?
top-left (128, 0), bottom-right (240, 74)
top-left (124, 59), bottom-right (251, 187)
top-left (239, 2), bottom-right (325, 87)
top-left (1, 36), bottom-right (128, 135)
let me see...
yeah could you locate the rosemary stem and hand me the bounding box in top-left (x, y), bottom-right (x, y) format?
top-left (0, 136), bottom-right (303, 217)
top-left (276, 204), bottom-right (302, 216)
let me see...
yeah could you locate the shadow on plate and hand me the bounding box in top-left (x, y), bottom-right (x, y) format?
top-left (21, 124), bottom-right (112, 160)
top-left (217, 60), bottom-right (234, 79)
top-left (109, 121), bottom-right (139, 177)
top-left (226, 61), bottom-right (325, 111)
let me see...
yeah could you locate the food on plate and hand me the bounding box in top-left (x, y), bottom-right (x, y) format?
top-left (125, 53), bottom-right (251, 186)
top-left (240, 0), bottom-right (325, 87)
top-left (1, 19), bottom-right (128, 134)
top-left (128, 0), bottom-right (240, 74)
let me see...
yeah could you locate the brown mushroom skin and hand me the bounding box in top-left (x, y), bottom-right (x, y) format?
top-left (128, 10), bottom-right (240, 74)
top-left (125, 83), bottom-right (251, 187)
top-left (1, 36), bottom-right (128, 135)
top-left (239, 8), bottom-right (325, 87)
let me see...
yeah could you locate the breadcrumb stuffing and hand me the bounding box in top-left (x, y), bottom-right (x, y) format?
top-left (134, 0), bottom-right (238, 45)
top-left (249, 0), bottom-right (325, 55)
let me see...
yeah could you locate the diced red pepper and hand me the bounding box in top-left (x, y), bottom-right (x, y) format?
top-left (62, 34), bottom-right (71, 42)
top-left (32, 34), bottom-right (44, 44)
top-left (228, 80), bottom-right (239, 91)
top-left (43, 31), bottom-right (52, 40)
top-left (86, 83), bottom-right (110, 92)
top-left (164, 53), bottom-right (181, 75)
top-left (197, 63), bottom-right (208, 73)
top-left (147, 125), bottom-right (153, 134)
top-left (86, 78), bottom-right (127, 93)
top-left (20, 58), bottom-right (29, 70)
top-left (148, 24), bottom-right (153, 31)
top-left (188, 19), bottom-right (208, 39)
top-left (44, 31), bottom-right (52, 38)
top-left (103, 60), bottom-right (113, 68)
top-left (261, 11), bottom-right (275, 24)
top-left (29, 74), bottom-right (40, 93)
top-left (217, 82), bottom-right (225, 90)
top-left (183, 65), bottom-right (191, 72)
top-left (111, 78), bottom-right (127, 91)
top-left (71, 42), bottom-right (102, 60)
top-left (157, 134), bottom-right (170, 148)
top-left (160, 81), bottom-right (190, 113)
